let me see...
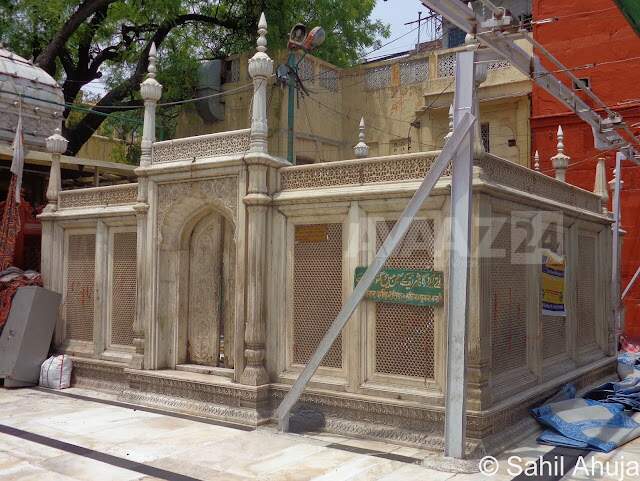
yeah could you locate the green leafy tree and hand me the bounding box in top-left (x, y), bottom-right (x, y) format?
top-left (0, 0), bottom-right (387, 159)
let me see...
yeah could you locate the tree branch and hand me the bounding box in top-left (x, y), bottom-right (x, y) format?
top-left (35, 0), bottom-right (118, 75)
top-left (64, 12), bottom-right (241, 155)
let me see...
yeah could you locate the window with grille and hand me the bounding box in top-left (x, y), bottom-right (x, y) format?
top-left (374, 219), bottom-right (435, 379)
top-left (448, 27), bottom-right (466, 48)
top-left (65, 233), bottom-right (96, 342)
top-left (481, 123), bottom-right (490, 153)
top-left (365, 65), bottom-right (392, 90)
top-left (110, 231), bottom-right (137, 347)
top-left (577, 234), bottom-right (597, 347)
top-left (292, 223), bottom-right (343, 368)
top-left (490, 216), bottom-right (528, 376)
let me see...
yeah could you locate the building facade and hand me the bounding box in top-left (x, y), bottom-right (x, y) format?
top-left (175, 37), bottom-right (531, 167)
top-left (39, 16), bottom-right (616, 456)
top-left (531, 0), bottom-right (640, 336)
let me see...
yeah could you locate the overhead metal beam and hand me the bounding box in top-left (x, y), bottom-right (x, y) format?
top-left (421, 0), bottom-right (639, 158)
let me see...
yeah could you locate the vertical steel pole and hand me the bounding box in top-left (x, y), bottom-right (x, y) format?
top-left (612, 152), bottom-right (623, 338)
top-left (444, 48), bottom-right (476, 459)
top-left (287, 52), bottom-right (296, 164)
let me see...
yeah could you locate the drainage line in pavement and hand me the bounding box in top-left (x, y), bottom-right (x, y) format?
top-left (325, 443), bottom-right (422, 464)
top-left (0, 424), bottom-right (205, 481)
top-left (32, 387), bottom-right (255, 432)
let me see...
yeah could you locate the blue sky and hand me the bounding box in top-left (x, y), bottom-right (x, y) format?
top-left (368, 0), bottom-right (430, 59)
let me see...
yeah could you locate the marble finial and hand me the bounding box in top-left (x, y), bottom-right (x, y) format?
top-left (594, 157), bottom-right (609, 213)
top-left (551, 125), bottom-right (570, 182)
top-left (46, 127), bottom-right (68, 154)
top-left (444, 104), bottom-right (454, 143)
top-left (257, 12), bottom-right (268, 52)
top-left (556, 126), bottom-right (564, 154)
top-left (534, 150), bottom-right (540, 171)
top-left (354, 117), bottom-right (369, 158)
top-left (148, 42), bottom-right (157, 78)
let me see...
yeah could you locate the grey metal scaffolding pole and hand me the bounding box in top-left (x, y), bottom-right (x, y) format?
top-left (444, 47), bottom-right (476, 459)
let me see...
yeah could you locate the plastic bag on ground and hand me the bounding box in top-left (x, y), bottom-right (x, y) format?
top-left (39, 355), bottom-right (72, 389)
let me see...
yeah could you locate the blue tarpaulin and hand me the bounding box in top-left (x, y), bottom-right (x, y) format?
top-left (531, 353), bottom-right (640, 453)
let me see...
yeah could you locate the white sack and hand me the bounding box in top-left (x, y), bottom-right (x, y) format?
top-left (39, 355), bottom-right (72, 389)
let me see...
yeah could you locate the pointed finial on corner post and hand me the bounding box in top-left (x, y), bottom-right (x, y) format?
top-left (148, 42), bottom-right (157, 78)
top-left (257, 12), bottom-right (268, 52)
top-left (354, 116), bottom-right (369, 158)
top-left (534, 150), bottom-right (540, 171)
top-left (444, 104), bottom-right (454, 144)
top-left (551, 125), bottom-right (570, 182)
top-left (594, 157), bottom-right (609, 213)
top-left (248, 12), bottom-right (274, 155)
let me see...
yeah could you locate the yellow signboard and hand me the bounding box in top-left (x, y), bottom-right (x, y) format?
top-left (542, 253), bottom-right (566, 317)
top-left (295, 224), bottom-right (328, 243)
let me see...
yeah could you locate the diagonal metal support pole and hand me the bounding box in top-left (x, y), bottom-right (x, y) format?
top-left (622, 265), bottom-right (640, 301)
top-left (275, 112), bottom-right (477, 431)
top-left (444, 48), bottom-right (476, 459)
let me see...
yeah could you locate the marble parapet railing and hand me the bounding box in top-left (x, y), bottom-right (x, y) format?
top-left (279, 151), bottom-right (442, 191)
top-left (151, 128), bottom-right (251, 163)
top-left (279, 151), bottom-right (603, 214)
top-left (58, 184), bottom-right (138, 209)
top-left (476, 154), bottom-right (602, 214)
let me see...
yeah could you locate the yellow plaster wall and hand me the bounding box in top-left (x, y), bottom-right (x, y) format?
top-left (174, 43), bottom-right (532, 166)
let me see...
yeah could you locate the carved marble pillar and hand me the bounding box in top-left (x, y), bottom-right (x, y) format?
top-left (132, 43), bottom-right (162, 370)
top-left (239, 13), bottom-right (275, 386)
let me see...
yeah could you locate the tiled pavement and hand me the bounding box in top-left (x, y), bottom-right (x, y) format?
top-left (2, 387), bottom-right (640, 480)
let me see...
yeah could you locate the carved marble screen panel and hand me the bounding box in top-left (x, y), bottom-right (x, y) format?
top-left (110, 231), bottom-right (137, 347)
top-left (542, 314), bottom-right (567, 360)
top-left (374, 219), bottom-right (435, 379)
top-left (490, 214), bottom-right (528, 376)
top-left (577, 232), bottom-right (597, 348)
top-left (292, 223), bottom-right (343, 368)
top-left (64, 233), bottom-right (96, 342)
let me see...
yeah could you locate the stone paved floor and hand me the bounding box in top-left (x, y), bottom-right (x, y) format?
top-left (2, 387), bottom-right (640, 480)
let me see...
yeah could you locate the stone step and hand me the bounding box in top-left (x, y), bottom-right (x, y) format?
top-left (175, 364), bottom-right (234, 378)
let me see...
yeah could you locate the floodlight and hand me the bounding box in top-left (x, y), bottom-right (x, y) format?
top-left (303, 26), bottom-right (326, 50)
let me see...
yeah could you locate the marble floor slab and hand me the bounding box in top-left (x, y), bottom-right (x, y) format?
top-left (3, 387), bottom-right (640, 480)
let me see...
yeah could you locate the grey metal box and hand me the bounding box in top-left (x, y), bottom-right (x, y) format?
top-left (0, 286), bottom-right (61, 387)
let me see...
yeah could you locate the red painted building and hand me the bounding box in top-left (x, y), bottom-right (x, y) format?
top-left (532, 0), bottom-right (640, 336)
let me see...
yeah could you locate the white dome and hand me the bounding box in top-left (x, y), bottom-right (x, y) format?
top-left (0, 46), bottom-right (64, 149)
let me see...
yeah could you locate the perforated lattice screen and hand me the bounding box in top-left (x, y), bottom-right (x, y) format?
top-left (542, 315), bottom-right (567, 359)
top-left (110, 231), bottom-right (137, 346)
top-left (65, 233), bottom-right (95, 342)
top-left (374, 219), bottom-right (435, 379)
top-left (438, 54), bottom-right (456, 78)
top-left (490, 217), bottom-right (528, 375)
top-left (577, 234), bottom-right (597, 347)
top-left (293, 223), bottom-right (343, 368)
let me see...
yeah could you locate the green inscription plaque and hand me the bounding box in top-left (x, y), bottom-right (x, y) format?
top-left (353, 267), bottom-right (444, 307)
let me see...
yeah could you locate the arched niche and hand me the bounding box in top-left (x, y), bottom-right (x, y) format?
top-left (153, 178), bottom-right (239, 371)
